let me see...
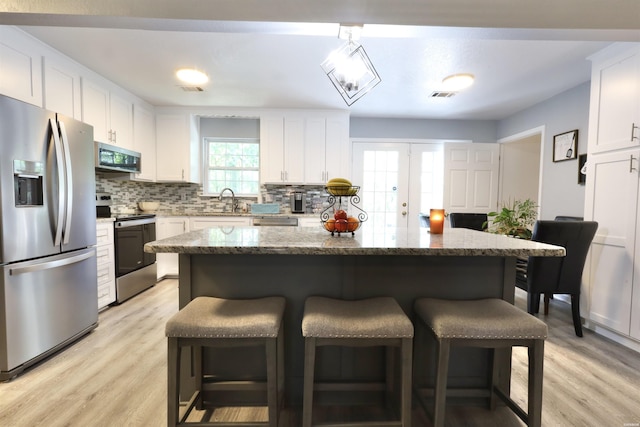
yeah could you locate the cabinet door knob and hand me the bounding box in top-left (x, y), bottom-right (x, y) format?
top-left (630, 155), bottom-right (637, 173)
top-left (632, 123), bottom-right (639, 142)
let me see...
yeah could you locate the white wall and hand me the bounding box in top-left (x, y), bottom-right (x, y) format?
top-left (497, 82), bottom-right (590, 220)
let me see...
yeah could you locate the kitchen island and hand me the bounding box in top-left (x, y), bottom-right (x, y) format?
top-left (146, 225), bottom-right (564, 407)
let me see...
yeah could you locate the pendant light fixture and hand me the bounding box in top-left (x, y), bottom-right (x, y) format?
top-left (321, 24), bottom-right (381, 106)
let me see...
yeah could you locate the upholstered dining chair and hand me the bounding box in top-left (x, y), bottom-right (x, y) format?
top-left (418, 213), bottom-right (430, 228)
top-left (448, 212), bottom-right (488, 231)
top-left (515, 220), bottom-right (598, 337)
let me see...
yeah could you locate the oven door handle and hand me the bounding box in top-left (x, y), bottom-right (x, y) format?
top-left (115, 219), bottom-right (156, 228)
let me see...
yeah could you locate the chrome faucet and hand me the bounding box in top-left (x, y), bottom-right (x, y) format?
top-left (218, 188), bottom-right (237, 213)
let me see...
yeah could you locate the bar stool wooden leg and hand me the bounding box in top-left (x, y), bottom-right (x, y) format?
top-left (302, 337), bottom-right (316, 427)
top-left (433, 338), bottom-right (451, 427)
top-left (266, 337), bottom-right (278, 427)
top-left (385, 346), bottom-right (395, 406)
top-left (167, 337), bottom-right (180, 427)
top-left (277, 325), bottom-right (285, 411)
top-left (194, 345), bottom-right (203, 410)
top-left (400, 337), bottom-right (413, 427)
top-left (528, 340), bottom-right (545, 427)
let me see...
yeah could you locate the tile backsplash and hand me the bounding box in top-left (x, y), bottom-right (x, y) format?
top-left (95, 173), bottom-right (327, 215)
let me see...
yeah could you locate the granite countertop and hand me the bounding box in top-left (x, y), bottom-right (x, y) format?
top-left (154, 212), bottom-right (318, 218)
top-left (144, 224), bottom-right (565, 257)
top-left (96, 217), bottom-right (115, 223)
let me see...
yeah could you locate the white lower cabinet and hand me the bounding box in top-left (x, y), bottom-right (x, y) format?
top-left (156, 217), bottom-right (189, 279)
top-left (96, 221), bottom-right (116, 309)
top-left (585, 150), bottom-right (639, 336)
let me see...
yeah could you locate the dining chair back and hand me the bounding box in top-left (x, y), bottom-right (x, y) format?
top-left (448, 212), bottom-right (488, 231)
top-left (516, 220), bottom-right (598, 336)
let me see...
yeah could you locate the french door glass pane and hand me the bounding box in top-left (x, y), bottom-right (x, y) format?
top-left (362, 150), bottom-right (400, 229)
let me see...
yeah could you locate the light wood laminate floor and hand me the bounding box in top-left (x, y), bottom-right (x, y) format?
top-left (1, 279), bottom-right (639, 426)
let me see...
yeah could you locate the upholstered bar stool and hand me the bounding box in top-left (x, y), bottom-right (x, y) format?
top-left (165, 296), bottom-right (286, 427)
top-left (301, 296), bottom-right (413, 427)
top-left (413, 298), bottom-right (548, 427)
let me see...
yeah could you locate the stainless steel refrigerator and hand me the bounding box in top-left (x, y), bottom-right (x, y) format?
top-left (0, 94), bottom-right (98, 381)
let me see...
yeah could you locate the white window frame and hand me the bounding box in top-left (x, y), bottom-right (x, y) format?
top-left (202, 137), bottom-right (260, 197)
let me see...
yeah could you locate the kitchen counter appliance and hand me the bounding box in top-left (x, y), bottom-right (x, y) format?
top-left (95, 141), bottom-right (141, 174)
top-left (290, 192), bottom-right (306, 213)
top-left (95, 193), bottom-right (157, 303)
top-left (113, 214), bottom-right (157, 303)
top-left (0, 94), bottom-right (98, 380)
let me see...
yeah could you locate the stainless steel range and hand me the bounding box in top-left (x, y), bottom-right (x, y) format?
top-left (113, 214), bottom-right (157, 303)
top-left (96, 193), bottom-right (157, 303)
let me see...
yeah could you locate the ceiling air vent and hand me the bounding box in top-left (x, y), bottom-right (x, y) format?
top-left (179, 86), bottom-right (204, 92)
top-left (430, 91), bottom-right (456, 98)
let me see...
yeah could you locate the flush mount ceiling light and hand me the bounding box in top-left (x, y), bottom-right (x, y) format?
top-left (176, 68), bottom-right (209, 85)
top-left (441, 74), bottom-right (475, 92)
top-left (321, 24), bottom-right (381, 106)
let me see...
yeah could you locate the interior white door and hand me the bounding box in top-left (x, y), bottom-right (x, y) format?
top-left (443, 143), bottom-right (499, 214)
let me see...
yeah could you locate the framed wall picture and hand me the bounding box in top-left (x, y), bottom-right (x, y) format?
top-left (553, 129), bottom-right (578, 162)
top-left (578, 153), bottom-right (587, 185)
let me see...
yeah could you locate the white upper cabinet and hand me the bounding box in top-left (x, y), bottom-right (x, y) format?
top-left (0, 27), bottom-right (43, 106)
top-left (81, 78), bottom-right (134, 149)
top-left (584, 43), bottom-right (640, 346)
top-left (43, 56), bottom-right (82, 119)
top-left (155, 113), bottom-right (200, 183)
top-left (283, 116), bottom-right (305, 183)
top-left (305, 113), bottom-right (350, 184)
top-left (260, 111), bottom-right (350, 184)
top-left (588, 44), bottom-right (640, 154)
top-left (132, 103), bottom-right (156, 182)
top-left (260, 115), bottom-right (286, 183)
top-left (260, 114), bottom-right (304, 183)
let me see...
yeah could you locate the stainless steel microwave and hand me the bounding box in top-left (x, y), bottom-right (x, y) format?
top-left (94, 142), bottom-right (142, 173)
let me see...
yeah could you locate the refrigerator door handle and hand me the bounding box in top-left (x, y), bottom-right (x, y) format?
top-left (50, 118), bottom-right (66, 247)
top-left (58, 120), bottom-right (74, 245)
top-left (9, 249), bottom-right (95, 276)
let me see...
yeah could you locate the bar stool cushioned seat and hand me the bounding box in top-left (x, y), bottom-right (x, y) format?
top-left (302, 296), bottom-right (413, 427)
top-left (166, 296), bottom-right (286, 427)
top-left (414, 298), bottom-right (548, 427)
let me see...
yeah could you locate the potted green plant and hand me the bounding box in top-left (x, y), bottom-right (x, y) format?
top-left (485, 198), bottom-right (538, 239)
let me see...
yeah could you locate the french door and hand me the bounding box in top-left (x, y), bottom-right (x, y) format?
top-left (352, 142), bottom-right (444, 234)
top-left (352, 141), bottom-right (498, 234)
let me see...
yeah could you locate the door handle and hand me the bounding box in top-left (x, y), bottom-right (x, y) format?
top-left (50, 119), bottom-right (65, 247)
top-left (58, 121), bottom-right (74, 245)
top-left (10, 249), bottom-right (95, 275)
top-left (632, 123), bottom-right (639, 142)
top-left (630, 155), bottom-right (637, 173)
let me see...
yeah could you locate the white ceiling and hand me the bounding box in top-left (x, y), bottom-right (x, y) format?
top-left (4, 0), bottom-right (640, 120)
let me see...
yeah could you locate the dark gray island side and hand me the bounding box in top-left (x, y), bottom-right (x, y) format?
top-left (145, 225), bottom-right (564, 407)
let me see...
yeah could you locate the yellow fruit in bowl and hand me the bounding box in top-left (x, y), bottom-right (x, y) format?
top-left (327, 177), bottom-right (352, 186)
top-left (326, 177), bottom-right (353, 196)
